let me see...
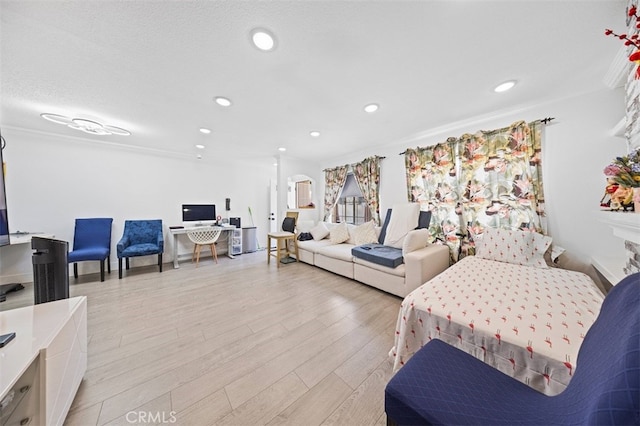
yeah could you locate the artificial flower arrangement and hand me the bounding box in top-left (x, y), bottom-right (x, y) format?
top-left (605, 3), bottom-right (640, 79)
top-left (601, 147), bottom-right (640, 211)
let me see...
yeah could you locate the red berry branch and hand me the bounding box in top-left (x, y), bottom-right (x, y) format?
top-left (605, 4), bottom-right (640, 79)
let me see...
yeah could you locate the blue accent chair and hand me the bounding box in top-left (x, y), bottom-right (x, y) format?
top-left (385, 273), bottom-right (640, 426)
top-left (117, 219), bottom-right (164, 279)
top-left (68, 218), bottom-right (113, 282)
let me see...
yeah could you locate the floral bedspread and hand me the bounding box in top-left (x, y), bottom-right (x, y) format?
top-left (390, 256), bottom-right (605, 395)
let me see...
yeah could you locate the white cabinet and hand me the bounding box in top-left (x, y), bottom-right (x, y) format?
top-left (0, 297), bottom-right (87, 426)
top-left (229, 228), bottom-right (242, 256)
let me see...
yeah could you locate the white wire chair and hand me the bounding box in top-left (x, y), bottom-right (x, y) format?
top-left (186, 228), bottom-right (222, 267)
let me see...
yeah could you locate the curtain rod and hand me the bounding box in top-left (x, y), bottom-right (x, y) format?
top-left (398, 117), bottom-right (555, 155)
top-left (323, 155), bottom-right (386, 172)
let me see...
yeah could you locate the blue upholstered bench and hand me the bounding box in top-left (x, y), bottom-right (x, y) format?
top-left (351, 244), bottom-right (404, 268)
top-left (384, 273), bottom-right (640, 425)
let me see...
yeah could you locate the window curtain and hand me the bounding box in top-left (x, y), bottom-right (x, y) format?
top-left (405, 120), bottom-right (546, 261)
top-left (323, 165), bottom-right (348, 220)
top-left (352, 156), bottom-right (382, 224)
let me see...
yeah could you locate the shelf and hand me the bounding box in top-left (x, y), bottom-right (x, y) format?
top-left (591, 255), bottom-right (626, 286)
top-left (596, 210), bottom-right (640, 245)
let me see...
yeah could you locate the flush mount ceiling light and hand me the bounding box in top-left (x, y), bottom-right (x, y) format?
top-left (199, 128), bottom-right (211, 134)
top-left (364, 103), bottom-right (379, 113)
top-left (195, 144), bottom-right (205, 149)
top-left (310, 131), bottom-right (320, 138)
top-left (250, 28), bottom-right (276, 51)
top-left (278, 147), bottom-right (286, 152)
top-left (494, 80), bottom-right (517, 93)
top-left (40, 113), bottom-right (130, 136)
top-left (214, 96), bottom-right (232, 107)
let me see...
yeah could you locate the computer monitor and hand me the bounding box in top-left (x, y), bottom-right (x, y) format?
top-left (182, 204), bottom-right (216, 225)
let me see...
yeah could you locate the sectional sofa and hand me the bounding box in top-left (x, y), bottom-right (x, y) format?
top-left (296, 206), bottom-right (450, 297)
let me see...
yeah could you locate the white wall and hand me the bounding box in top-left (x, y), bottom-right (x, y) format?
top-left (0, 128), bottom-right (276, 284)
top-left (318, 87), bottom-right (627, 267)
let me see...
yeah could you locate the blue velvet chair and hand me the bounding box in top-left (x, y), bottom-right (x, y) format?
top-left (117, 219), bottom-right (164, 279)
top-left (385, 273), bottom-right (640, 426)
top-left (68, 218), bottom-right (113, 282)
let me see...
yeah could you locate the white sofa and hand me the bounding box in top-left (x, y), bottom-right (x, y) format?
top-left (296, 222), bottom-right (450, 298)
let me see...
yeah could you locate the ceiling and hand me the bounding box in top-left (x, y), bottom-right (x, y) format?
top-left (0, 1), bottom-right (626, 165)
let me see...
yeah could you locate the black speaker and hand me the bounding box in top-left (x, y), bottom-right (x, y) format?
top-left (225, 198), bottom-right (231, 211)
top-left (229, 217), bottom-right (241, 228)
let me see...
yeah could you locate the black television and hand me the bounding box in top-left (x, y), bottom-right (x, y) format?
top-left (182, 204), bottom-right (216, 225)
top-left (0, 133), bottom-right (9, 247)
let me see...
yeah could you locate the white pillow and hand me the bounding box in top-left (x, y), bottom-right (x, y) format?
top-left (346, 224), bottom-right (358, 244)
top-left (310, 222), bottom-right (330, 241)
top-left (352, 221), bottom-right (379, 246)
top-left (402, 229), bottom-right (430, 256)
top-left (383, 203), bottom-right (421, 248)
top-left (329, 222), bottom-right (350, 244)
top-left (475, 227), bottom-right (551, 269)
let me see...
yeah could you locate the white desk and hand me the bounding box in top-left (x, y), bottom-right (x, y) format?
top-left (9, 232), bottom-right (55, 245)
top-left (169, 226), bottom-right (238, 269)
top-left (0, 233), bottom-right (55, 298)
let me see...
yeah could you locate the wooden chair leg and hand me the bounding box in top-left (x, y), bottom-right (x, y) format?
top-left (211, 243), bottom-right (218, 263)
top-left (267, 235), bottom-right (272, 264)
top-left (192, 244), bottom-right (197, 263)
top-left (195, 244), bottom-right (201, 267)
top-left (276, 237), bottom-right (282, 268)
top-left (293, 238), bottom-right (299, 262)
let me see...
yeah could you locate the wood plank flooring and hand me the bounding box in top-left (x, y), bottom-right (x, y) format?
top-left (1, 251), bottom-right (402, 425)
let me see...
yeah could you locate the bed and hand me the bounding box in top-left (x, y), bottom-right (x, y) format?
top-left (390, 239), bottom-right (605, 396)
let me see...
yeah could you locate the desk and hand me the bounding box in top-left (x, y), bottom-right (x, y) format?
top-left (169, 226), bottom-right (238, 269)
top-left (0, 233), bottom-right (54, 301)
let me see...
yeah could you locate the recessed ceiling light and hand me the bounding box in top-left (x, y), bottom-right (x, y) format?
top-left (494, 80), bottom-right (517, 93)
top-left (197, 154), bottom-right (202, 159)
top-left (278, 147), bottom-right (286, 152)
top-left (364, 103), bottom-right (379, 113)
top-left (310, 131), bottom-right (320, 138)
top-left (250, 28), bottom-right (276, 51)
top-left (195, 144), bottom-right (205, 149)
top-left (273, 163), bottom-right (278, 166)
top-left (199, 128), bottom-right (211, 134)
top-left (214, 96), bottom-right (232, 107)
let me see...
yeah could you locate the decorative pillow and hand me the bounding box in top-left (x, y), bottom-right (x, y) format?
top-left (475, 227), bottom-right (551, 269)
top-left (352, 221), bottom-right (379, 246)
top-left (329, 222), bottom-right (350, 244)
top-left (402, 229), bottom-right (430, 256)
top-left (310, 222), bottom-right (330, 241)
top-left (383, 203), bottom-right (421, 248)
top-left (346, 224), bottom-right (358, 244)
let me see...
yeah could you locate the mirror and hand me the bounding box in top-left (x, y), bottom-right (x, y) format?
top-left (288, 175), bottom-right (315, 209)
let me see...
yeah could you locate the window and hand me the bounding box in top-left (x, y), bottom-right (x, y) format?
top-left (332, 173), bottom-right (371, 224)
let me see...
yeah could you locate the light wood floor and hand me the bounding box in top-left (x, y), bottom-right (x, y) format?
top-left (1, 251), bottom-right (403, 425)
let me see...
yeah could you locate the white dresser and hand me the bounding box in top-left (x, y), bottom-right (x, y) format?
top-left (0, 297), bottom-right (87, 426)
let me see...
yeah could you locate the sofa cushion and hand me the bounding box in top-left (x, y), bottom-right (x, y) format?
top-left (316, 243), bottom-right (356, 262)
top-left (352, 221), bottom-right (379, 245)
top-left (384, 203), bottom-right (421, 248)
top-left (310, 222), bottom-right (330, 241)
top-left (330, 222), bottom-right (350, 244)
top-left (297, 239), bottom-right (334, 253)
top-left (354, 256), bottom-right (406, 277)
top-left (378, 209), bottom-right (393, 244)
top-left (417, 210), bottom-right (432, 229)
top-left (402, 229), bottom-right (430, 256)
top-left (352, 243), bottom-right (404, 268)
